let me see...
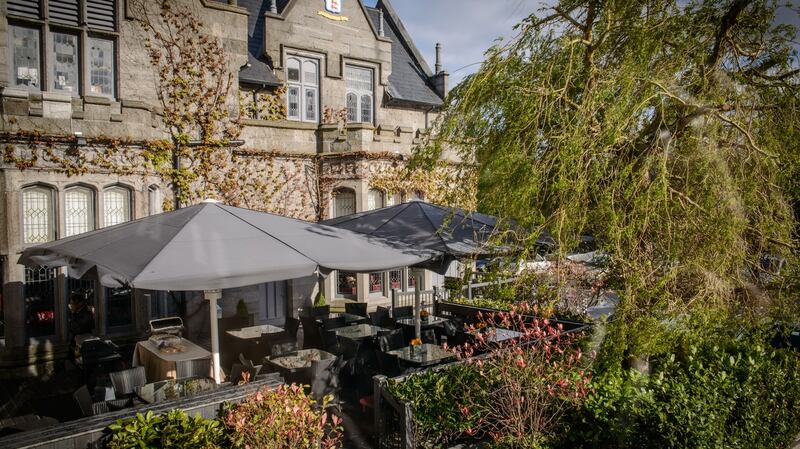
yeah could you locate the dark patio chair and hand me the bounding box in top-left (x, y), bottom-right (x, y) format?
top-left (338, 337), bottom-right (363, 374)
top-left (176, 358), bottom-right (212, 379)
top-left (376, 350), bottom-right (403, 378)
top-left (310, 356), bottom-right (340, 402)
top-left (74, 385), bottom-right (131, 417)
top-left (322, 329), bottom-right (344, 355)
top-left (369, 306), bottom-right (390, 327)
top-left (109, 366), bottom-right (146, 398)
top-left (378, 328), bottom-right (405, 352)
top-left (311, 305), bottom-right (330, 318)
top-left (392, 306), bottom-right (413, 319)
top-left (421, 329), bottom-right (437, 344)
top-left (345, 302), bottom-right (369, 317)
top-left (322, 316), bottom-right (346, 330)
top-left (284, 316), bottom-right (301, 339)
top-left (300, 316), bottom-right (324, 349)
top-left (229, 363), bottom-right (262, 384)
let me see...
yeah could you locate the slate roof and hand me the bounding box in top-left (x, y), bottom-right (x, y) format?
top-left (237, 0), bottom-right (282, 87)
top-left (367, 2), bottom-right (443, 107)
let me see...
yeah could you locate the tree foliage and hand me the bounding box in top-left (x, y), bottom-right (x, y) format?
top-left (418, 0), bottom-right (800, 359)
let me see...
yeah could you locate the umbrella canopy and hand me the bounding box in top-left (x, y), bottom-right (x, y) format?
top-left (323, 201), bottom-right (507, 273)
top-left (19, 201), bottom-right (435, 291)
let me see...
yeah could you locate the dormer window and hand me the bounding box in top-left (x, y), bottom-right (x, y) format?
top-left (286, 56), bottom-right (319, 123)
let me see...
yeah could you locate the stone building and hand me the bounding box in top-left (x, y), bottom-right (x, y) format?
top-left (0, 0), bottom-right (449, 373)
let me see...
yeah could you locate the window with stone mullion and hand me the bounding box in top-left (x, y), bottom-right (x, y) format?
top-left (345, 65), bottom-right (373, 124)
top-left (286, 56), bottom-right (318, 123)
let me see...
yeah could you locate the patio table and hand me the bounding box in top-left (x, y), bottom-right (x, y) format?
top-left (134, 376), bottom-right (219, 404)
top-left (132, 338), bottom-right (211, 382)
top-left (317, 313), bottom-right (370, 326)
top-left (397, 315), bottom-right (450, 328)
top-left (387, 343), bottom-right (456, 367)
top-left (469, 327), bottom-right (524, 344)
top-left (225, 324), bottom-right (283, 340)
top-left (333, 323), bottom-right (388, 341)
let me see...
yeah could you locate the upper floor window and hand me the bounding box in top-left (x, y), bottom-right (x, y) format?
top-left (89, 37), bottom-right (115, 97)
top-left (387, 192), bottom-right (401, 206)
top-left (345, 65), bottom-right (373, 124)
top-left (103, 186), bottom-right (131, 227)
top-left (10, 25), bottom-right (41, 89)
top-left (333, 188), bottom-right (356, 218)
top-left (286, 56), bottom-right (318, 123)
top-left (367, 189), bottom-right (384, 211)
top-left (7, 0), bottom-right (118, 97)
top-left (52, 31), bottom-right (79, 95)
top-left (64, 186), bottom-right (95, 237)
top-left (22, 186), bottom-right (55, 244)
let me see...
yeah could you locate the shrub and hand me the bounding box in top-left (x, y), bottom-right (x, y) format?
top-left (558, 329), bottom-right (800, 449)
top-left (106, 410), bottom-right (224, 449)
top-left (222, 384), bottom-right (342, 449)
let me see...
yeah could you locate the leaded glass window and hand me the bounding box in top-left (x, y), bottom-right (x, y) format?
top-left (336, 271), bottom-right (357, 297)
top-left (103, 186), bottom-right (130, 227)
top-left (64, 187), bottom-right (94, 237)
top-left (22, 186), bottom-right (54, 244)
top-left (148, 186), bottom-right (163, 216)
top-left (10, 25), bottom-right (41, 89)
top-left (89, 37), bottom-right (114, 97)
top-left (286, 56), bottom-right (318, 123)
top-left (367, 189), bottom-right (384, 211)
top-left (334, 188), bottom-right (355, 218)
top-left (345, 65), bottom-right (373, 123)
top-left (387, 192), bottom-right (401, 206)
top-left (369, 272), bottom-right (383, 294)
top-left (52, 31), bottom-right (79, 94)
top-left (389, 270), bottom-right (402, 290)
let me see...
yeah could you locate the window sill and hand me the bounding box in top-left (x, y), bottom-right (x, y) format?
top-left (242, 118), bottom-right (319, 130)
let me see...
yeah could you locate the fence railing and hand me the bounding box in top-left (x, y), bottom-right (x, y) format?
top-left (390, 288), bottom-right (437, 312)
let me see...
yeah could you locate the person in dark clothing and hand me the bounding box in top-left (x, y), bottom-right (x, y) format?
top-left (68, 291), bottom-right (95, 345)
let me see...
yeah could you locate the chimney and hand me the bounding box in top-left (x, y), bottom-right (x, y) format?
top-left (378, 9), bottom-right (385, 37)
top-left (435, 43), bottom-right (442, 74)
top-left (432, 42), bottom-right (449, 98)
top-left (270, 0), bottom-right (278, 14)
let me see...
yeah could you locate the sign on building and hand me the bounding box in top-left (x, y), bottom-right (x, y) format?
top-left (325, 0), bottom-right (342, 14)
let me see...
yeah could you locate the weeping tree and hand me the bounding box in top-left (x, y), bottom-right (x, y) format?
top-left (417, 0), bottom-right (800, 362)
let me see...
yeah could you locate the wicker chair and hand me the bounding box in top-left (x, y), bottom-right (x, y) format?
top-left (392, 306), bottom-right (413, 319)
top-left (109, 366), bottom-right (146, 397)
top-left (345, 302), bottom-right (368, 317)
top-left (176, 358), bottom-right (212, 379)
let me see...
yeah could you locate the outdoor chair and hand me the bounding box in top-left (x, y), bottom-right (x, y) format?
top-left (284, 316), bottom-right (301, 339)
top-left (376, 350), bottom-right (403, 378)
top-left (339, 337), bottom-right (362, 375)
top-left (229, 363), bottom-right (262, 384)
top-left (345, 302), bottom-right (369, 317)
top-left (392, 306), bottom-right (413, 319)
top-left (322, 316), bottom-right (346, 330)
top-left (300, 316), bottom-right (324, 349)
top-left (378, 329), bottom-right (405, 352)
top-left (369, 307), bottom-right (390, 327)
top-left (421, 329), bottom-right (437, 344)
top-left (176, 358), bottom-right (212, 379)
top-left (322, 329), bottom-right (344, 355)
top-left (310, 356), bottom-right (340, 402)
top-left (73, 385), bottom-right (131, 417)
top-left (109, 366), bottom-right (146, 398)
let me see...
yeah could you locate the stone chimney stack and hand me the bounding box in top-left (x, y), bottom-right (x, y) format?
top-left (432, 42), bottom-right (449, 98)
top-left (378, 9), bottom-right (385, 37)
top-left (270, 0), bottom-right (278, 14)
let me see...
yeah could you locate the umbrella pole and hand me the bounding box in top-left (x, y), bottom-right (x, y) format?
top-left (412, 269), bottom-right (423, 340)
top-left (205, 289), bottom-right (222, 384)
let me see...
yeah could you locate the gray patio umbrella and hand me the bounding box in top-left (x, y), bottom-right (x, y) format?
top-left (324, 201), bottom-right (508, 339)
top-left (20, 200), bottom-right (435, 382)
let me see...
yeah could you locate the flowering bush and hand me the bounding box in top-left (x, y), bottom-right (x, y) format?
top-left (453, 303), bottom-right (593, 447)
top-left (223, 384), bottom-right (342, 449)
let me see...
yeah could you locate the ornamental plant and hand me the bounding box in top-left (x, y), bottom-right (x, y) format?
top-left (106, 410), bottom-right (224, 449)
top-left (222, 384), bottom-right (343, 449)
top-left (453, 303), bottom-right (593, 448)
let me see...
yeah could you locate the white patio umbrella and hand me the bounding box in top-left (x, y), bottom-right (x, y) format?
top-left (20, 200), bottom-right (435, 382)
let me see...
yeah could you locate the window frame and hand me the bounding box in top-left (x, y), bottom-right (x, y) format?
top-left (285, 54), bottom-right (320, 123)
top-left (8, 22), bottom-right (44, 91)
top-left (63, 185), bottom-right (96, 237)
top-left (344, 64), bottom-right (375, 124)
top-left (21, 184), bottom-right (57, 245)
top-left (50, 27), bottom-right (81, 96)
top-left (87, 34), bottom-right (116, 98)
top-left (102, 185), bottom-right (132, 227)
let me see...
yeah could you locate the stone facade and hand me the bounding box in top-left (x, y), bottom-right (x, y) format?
top-left (0, 0), bottom-right (448, 372)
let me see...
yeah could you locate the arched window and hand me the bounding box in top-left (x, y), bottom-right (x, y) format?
top-left (333, 188), bottom-right (356, 218)
top-left (148, 185), bottom-right (163, 216)
top-left (22, 185), bottom-right (54, 243)
top-left (410, 190), bottom-right (425, 202)
top-left (367, 189), bottom-right (384, 211)
top-left (345, 65), bottom-right (374, 123)
top-left (103, 186), bottom-right (131, 227)
top-left (286, 56), bottom-right (318, 123)
top-left (386, 192), bottom-right (401, 206)
top-left (64, 186), bottom-right (94, 237)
